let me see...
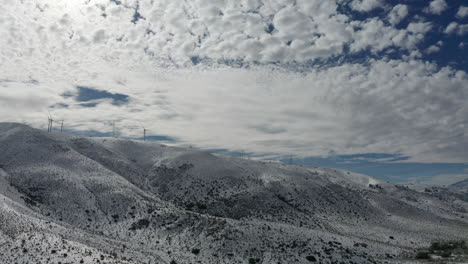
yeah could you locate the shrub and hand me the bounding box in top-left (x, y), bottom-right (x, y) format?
top-left (415, 240), bottom-right (467, 260)
top-left (430, 240), bottom-right (466, 251)
top-left (415, 251), bottom-right (430, 259)
top-left (197, 203), bottom-right (207, 210)
top-left (129, 219), bottom-right (150, 230)
top-left (191, 248), bottom-right (200, 255)
top-left (185, 203), bottom-right (195, 210)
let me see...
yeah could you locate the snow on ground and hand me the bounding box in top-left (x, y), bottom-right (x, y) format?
top-left (0, 122), bottom-right (467, 264)
top-left (450, 178), bottom-right (468, 192)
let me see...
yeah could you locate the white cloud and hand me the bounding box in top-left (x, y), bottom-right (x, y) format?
top-left (406, 22), bottom-right (433, 34)
top-left (350, 20), bottom-right (431, 53)
top-left (425, 45), bottom-right (440, 54)
top-left (1, 57), bottom-right (467, 163)
top-left (425, 40), bottom-right (443, 54)
top-left (387, 4), bottom-right (408, 26)
top-left (425, 0), bottom-right (448, 15)
top-left (456, 6), bottom-right (468, 18)
top-left (92, 29), bottom-right (107, 44)
top-left (445, 22), bottom-right (459, 34)
top-left (444, 22), bottom-right (468, 35)
top-left (0, 0), bottom-right (433, 66)
top-left (0, 0), bottom-right (467, 165)
top-left (350, 0), bottom-right (385, 12)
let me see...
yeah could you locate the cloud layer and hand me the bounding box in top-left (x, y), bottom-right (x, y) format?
top-left (0, 0), bottom-right (467, 167)
top-left (0, 0), bottom-right (447, 66)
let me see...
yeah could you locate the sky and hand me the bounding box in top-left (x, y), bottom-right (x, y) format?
top-left (0, 0), bottom-right (467, 185)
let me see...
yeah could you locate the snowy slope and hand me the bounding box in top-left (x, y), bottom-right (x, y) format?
top-left (450, 178), bottom-right (468, 192)
top-left (0, 123), bottom-right (467, 264)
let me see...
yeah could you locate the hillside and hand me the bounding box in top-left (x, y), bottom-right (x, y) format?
top-left (451, 178), bottom-right (468, 192)
top-left (0, 122), bottom-right (467, 264)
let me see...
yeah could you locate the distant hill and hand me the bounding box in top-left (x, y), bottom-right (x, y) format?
top-left (0, 122), bottom-right (467, 264)
top-left (450, 178), bottom-right (468, 192)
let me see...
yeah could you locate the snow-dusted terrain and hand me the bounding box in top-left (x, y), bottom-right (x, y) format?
top-left (450, 179), bottom-right (468, 192)
top-left (0, 123), bottom-right (467, 264)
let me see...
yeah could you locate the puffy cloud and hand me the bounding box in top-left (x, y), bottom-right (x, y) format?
top-left (406, 22), bottom-right (433, 34)
top-left (425, 41), bottom-right (443, 54)
top-left (350, 0), bottom-right (385, 12)
top-left (0, 0), bottom-right (467, 166)
top-left (0, 0), bottom-right (436, 66)
top-left (387, 4), bottom-right (408, 26)
top-left (425, 0), bottom-right (448, 15)
top-left (445, 22), bottom-right (458, 34)
top-left (425, 45), bottom-right (440, 54)
top-left (351, 20), bottom-right (431, 53)
top-left (444, 22), bottom-right (468, 36)
top-left (456, 6), bottom-right (468, 18)
top-left (92, 29), bottom-right (107, 44)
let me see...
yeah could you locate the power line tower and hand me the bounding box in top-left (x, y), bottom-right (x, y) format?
top-left (47, 117), bottom-right (51, 132)
top-left (138, 122), bottom-right (148, 141)
top-left (47, 113), bottom-right (54, 132)
top-left (58, 120), bottom-right (64, 132)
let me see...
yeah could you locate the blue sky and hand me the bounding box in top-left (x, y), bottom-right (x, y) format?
top-left (208, 149), bottom-right (468, 185)
top-left (0, 0), bottom-right (467, 185)
top-left (340, 0), bottom-right (468, 71)
top-left (298, 154), bottom-right (468, 185)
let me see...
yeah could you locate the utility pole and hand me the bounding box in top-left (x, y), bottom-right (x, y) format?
top-left (47, 114), bottom-right (54, 132)
top-left (60, 120), bottom-right (64, 132)
top-left (50, 118), bottom-right (53, 132)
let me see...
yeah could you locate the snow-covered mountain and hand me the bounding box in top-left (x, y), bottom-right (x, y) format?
top-left (0, 122), bottom-right (467, 264)
top-left (450, 178), bottom-right (468, 192)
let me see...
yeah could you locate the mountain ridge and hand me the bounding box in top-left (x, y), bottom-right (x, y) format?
top-left (450, 178), bottom-right (468, 191)
top-left (0, 122), bottom-right (467, 264)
